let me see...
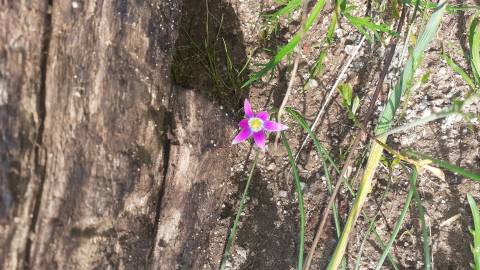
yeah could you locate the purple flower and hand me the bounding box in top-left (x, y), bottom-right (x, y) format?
top-left (232, 99), bottom-right (288, 150)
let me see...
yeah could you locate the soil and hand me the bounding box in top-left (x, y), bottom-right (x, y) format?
top-left (172, 0), bottom-right (480, 269)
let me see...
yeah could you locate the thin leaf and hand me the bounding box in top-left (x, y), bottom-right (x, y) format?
top-left (281, 132), bottom-right (305, 270)
top-left (374, 167), bottom-right (417, 269)
top-left (377, 1), bottom-right (448, 135)
top-left (327, 2), bottom-right (448, 269)
top-left (354, 180), bottom-right (396, 270)
top-left (220, 152), bottom-right (259, 269)
top-left (442, 52), bottom-right (476, 90)
top-left (243, 0), bottom-right (327, 87)
top-left (286, 108), bottom-right (343, 239)
top-left (286, 108), bottom-right (399, 269)
top-left (403, 0), bottom-right (480, 13)
top-left (345, 14), bottom-right (397, 39)
top-left (413, 173), bottom-right (431, 270)
top-left (326, 6), bottom-right (339, 44)
top-left (327, 140), bottom-right (385, 270)
top-left (467, 193), bottom-right (480, 270)
top-left (304, 50), bottom-right (327, 89)
top-left (406, 150), bottom-right (480, 181)
top-left (266, 0), bottom-right (302, 20)
top-left (469, 16), bottom-right (480, 86)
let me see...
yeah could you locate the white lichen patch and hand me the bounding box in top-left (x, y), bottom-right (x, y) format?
top-left (0, 79), bottom-right (7, 106)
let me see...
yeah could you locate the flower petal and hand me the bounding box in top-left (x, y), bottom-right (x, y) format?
top-left (256, 111), bottom-right (269, 121)
top-left (244, 99), bottom-right (254, 117)
top-left (252, 131), bottom-right (266, 149)
top-left (264, 120), bottom-right (288, 132)
top-left (232, 128), bottom-right (251, 144)
top-left (239, 118), bottom-right (249, 129)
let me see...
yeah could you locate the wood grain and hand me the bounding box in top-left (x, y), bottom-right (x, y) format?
top-left (0, 1), bottom-right (234, 269)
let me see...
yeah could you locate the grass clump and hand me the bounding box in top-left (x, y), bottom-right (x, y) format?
top-left (327, 2), bottom-right (448, 269)
top-left (218, 0), bottom-right (480, 269)
top-left (172, 0), bottom-right (249, 112)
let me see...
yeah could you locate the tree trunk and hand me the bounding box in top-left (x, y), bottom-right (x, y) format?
top-left (0, 1), bottom-right (233, 269)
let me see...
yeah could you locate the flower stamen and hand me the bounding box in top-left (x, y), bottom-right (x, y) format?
top-left (248, 117), bottom-right (264, 132)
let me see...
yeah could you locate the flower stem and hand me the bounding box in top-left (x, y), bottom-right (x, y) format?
top-left (281, 132), bottom-right (305, 270)
top-left (219, 151), bottom-right (259, 270)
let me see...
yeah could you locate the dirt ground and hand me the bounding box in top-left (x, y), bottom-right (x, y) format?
top-left (172, 0), bottom-right (480, 269)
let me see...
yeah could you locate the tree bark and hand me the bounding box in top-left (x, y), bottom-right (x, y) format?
top-left (0, 1), bottom-right (234, 269)
top-left (1, 1), bottom-right (50, 269)
top-left (152, 89), bottom-right (234, 269)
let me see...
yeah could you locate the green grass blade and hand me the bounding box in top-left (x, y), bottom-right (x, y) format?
top-left (357, 221), bottom-right (401, 270)
top-left (387, 92), bottom-right (480, 135)
top-left (354, 218), bottom-right (376, 269)
top-left (303, 50), bottom-right (327, 89)
top-left (286, 108), bottom-right (338, 171)
top-left (379, 111), bottom-right (448, 137)
top-left (413, 168), bottom-right (431, 270)
top-left (442, 52), bottom-right (476, 90)
top-left (403, 0), bottom-right (480, 13)
top-left (266, 0), bottom-right (302, 20)
top-left (470, 16), bottom-right (480, 85)
top-left (326, 5), bottom-right (339, 44)
top-left (327, 2), bottom-right (448, 269)
top-left (380, 92), bottom-right (479, 137)
top-left (354, 180), bottom-right (394, 270)
top-left (220, 152), bottom-right (259, 270)
top-left (355, 226), bottom-right (401, 270)
top-left (374, 168), bottom-right (417, 269)
top-left (405, 150), bottom-right (480, 181)
top-left (345, 14), bottom-right (397, 39)
top-left (285, 108), bottom-right (346, 268)
top-left (243, 0), bottom-right (327, 87)
top-left (410, 0), bottom-right (421, 24)
top-left (286, 108), bottom-right (400, 269)
top-left (467, 193), bottom-right (480, 270)
top-left (281, 132), bottom-right (305, 270)
top-left (376, 1), bottom-right (448, 135)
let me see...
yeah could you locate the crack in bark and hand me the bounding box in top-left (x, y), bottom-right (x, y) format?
top-left (24, 1), bottom-right (53, 268)
top-left (148, 108), bottom-right (174, 266)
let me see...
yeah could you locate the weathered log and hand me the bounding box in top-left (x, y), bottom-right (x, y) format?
top-left (153, 89), bottom-right (234, 269)
top-left (28, 1), bottom-right (179, 268)
top-left (0, 1), bottom-right (50, 269)
top-left (1, 1), bottom-right (235, 269)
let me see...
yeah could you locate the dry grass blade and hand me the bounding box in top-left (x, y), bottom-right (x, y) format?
top-left (303, 5), bottom-right (408, 269)
top-left (327, 2), bottom-right (448, 269)
top-left (295, 35), bottom-right (366, 163)
top-left (274, 0), bottom-right (309, 147)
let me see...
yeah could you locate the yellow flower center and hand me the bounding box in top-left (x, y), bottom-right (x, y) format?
top-left (248, 117), bottom-right (264, 132)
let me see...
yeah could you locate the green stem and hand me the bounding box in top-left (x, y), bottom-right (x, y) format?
top-left (467, 193), bottom-right (480, 270)
top-left (282, 132), bottom-right (305, 270)
top-left (413, 170), bottom-right (431, 270)
top-left (219, 151), bottom-right (259, 270)
top-left (375, 167), bottom-right (417, 269)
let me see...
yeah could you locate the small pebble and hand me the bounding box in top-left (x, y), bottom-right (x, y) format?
top-left (300, 182), bottom-right (306, 190)
top-left (308, 79), bottom-right (319, 89)
top-left (267, 163), bottom-right (276, 171)
top-left (236, 246), bottom-right (248, 260)
top-left (345, 45), bottom-right (357, 55)
top-left (72, 1), bottom-right (80, 9)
